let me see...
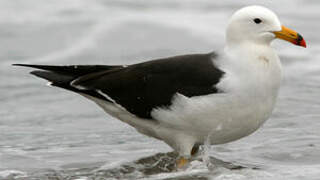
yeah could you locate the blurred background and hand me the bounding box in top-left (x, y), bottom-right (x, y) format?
top-left (1, 0), bottom-right (320, 179)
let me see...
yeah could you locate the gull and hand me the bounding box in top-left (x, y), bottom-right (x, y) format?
top-left (14, 5), bottom-right (306, 168)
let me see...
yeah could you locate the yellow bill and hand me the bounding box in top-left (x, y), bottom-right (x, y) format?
top-left (273, 25), bottom-right (306, 48)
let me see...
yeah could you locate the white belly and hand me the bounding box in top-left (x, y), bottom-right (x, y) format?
top-left (151, 91), bottom-right (278, 145)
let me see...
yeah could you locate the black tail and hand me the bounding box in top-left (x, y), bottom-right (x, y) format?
top-left (13, 64), bottom-right (122, 101)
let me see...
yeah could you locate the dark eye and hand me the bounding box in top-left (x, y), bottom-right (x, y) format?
top-left (253, 18), bottom-right (262, 24)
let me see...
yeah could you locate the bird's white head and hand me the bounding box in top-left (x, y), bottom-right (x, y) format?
top-left (226, 6), bottom-right (306, 48)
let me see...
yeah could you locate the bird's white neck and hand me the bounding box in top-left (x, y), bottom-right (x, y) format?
top-left (225, 40), bottom-right (273, 55)
top-left (217, 42), bottom-right (282, 101)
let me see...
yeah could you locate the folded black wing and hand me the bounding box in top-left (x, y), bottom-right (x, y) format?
top-left (71, 53), bottom-right (224, 119)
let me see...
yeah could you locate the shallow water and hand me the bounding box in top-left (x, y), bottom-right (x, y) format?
top-left (1, 0), bottom-right (320, 179)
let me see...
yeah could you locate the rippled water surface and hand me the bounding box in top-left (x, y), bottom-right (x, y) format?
top-left (1, 0), bottom-right (320, 179)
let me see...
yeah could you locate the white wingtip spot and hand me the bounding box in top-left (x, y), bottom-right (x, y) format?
top-left (72, 84), bottom-right (88, 90)
top-left (46, 82), bottom-right (53, 86)
top-left (96, 90), bottom-right (115, 103)
top-left (70, 79), bottom-right (88, 90)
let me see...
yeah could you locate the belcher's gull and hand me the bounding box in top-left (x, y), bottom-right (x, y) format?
top-left (14, 6), bottom-right (306, 168)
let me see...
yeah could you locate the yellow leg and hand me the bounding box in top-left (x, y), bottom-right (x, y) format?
top-left (176, 157), bottom-right (189, 169)
top-left (176, 145), bottom-right (200, 169)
